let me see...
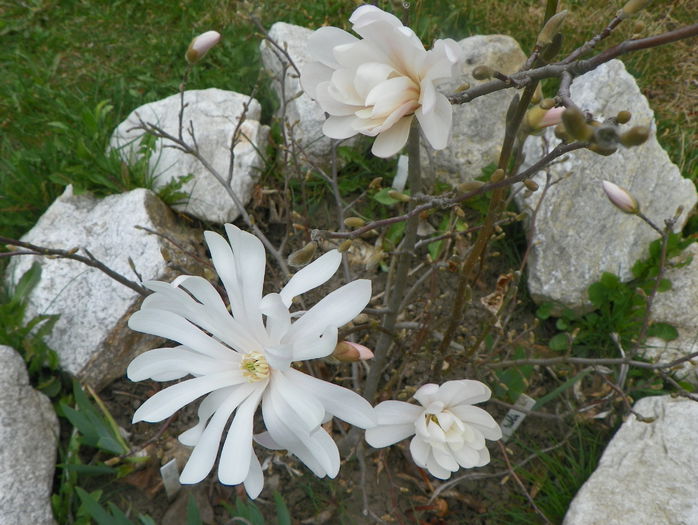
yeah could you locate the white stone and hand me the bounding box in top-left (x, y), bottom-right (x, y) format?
top-left (5, 186), bottom-right (199, 389)
top-left (643, 242), bottom-right (698, 383)
top-left (516, 60), bottom-right (697, 312)
top-left (0, 345), bottom-right (58, 525)
top-left (260, 22), bottom-right (357, 166)
top-left (422, 35), bottom-right (527, 185)
top-left (110, 88), bottom-right (269, 224)
top-left (563, 395), bottom-right (698, 525)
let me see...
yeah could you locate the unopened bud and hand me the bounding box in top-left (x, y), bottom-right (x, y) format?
top-left (454, 206), bottom-right (465, 217)
top-left (540, 98), bottom-right (556, 110)
top-left (457, 180), bottom-right (485, 193)
top-left (537, 10), bottom-right (568, 47)
top-left (593, 124), bottom-right (620, 150)
top-left (588, 143), bottom-right (617, 156)
top-left (540, 32), bottom-right (563, 62)
top-left (602, 180), bottom-right (640, 214)
top-left (554, 123), bottom-right (571, 142)
top-left (562, 106), bottom-right (593, 141)
top-left (368, 177), bottom-right (383, 190)
top-left (531, 84), bottom-right (544, 105)
top-left (387, 190), bottom-right (411, 202)
top-left (287, 242), bottom-right (316, 267)
top-left (523, 179), bottom-right (539, 192)
top-left (344, 217), bottom-right (365, 229)
top-left (632, 20), bottom-right (646, 33)
top-left (620, 126), bottom-right (650, 147)
top-left (455, 82), bottom-right (471, 92)
top-left (472, 65), bottom-right (494, 80)
top-left (332, 341), bottom-right (374, 363)
top-left (618, 0), bottom-right (652, 19)
top-left (185, 30), bottom-right (221, 64)
top-left (616, 111), bottom-right (632, 124)
top-left (338, 239), bottom-right (353, 253)
top-left (491, 169), bottom-right (505, 182)
top-left (530, 106), bottom-right (565, 132)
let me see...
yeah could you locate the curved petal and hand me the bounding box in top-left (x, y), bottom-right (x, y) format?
top-left (179, 383), bottom-right (256, 484)
top-left (451, 443), bottom-right (480, 469)
top-left (413, 383), bottom-right (440, 407)
top-left (323, 115), bottom-right (361, 140)
top-left (132, 370), bottom-right (244, 423)
top-left (450, 405), bottom-right (502, 440)
top-left (284, 368), bottom-right (376, 428)
top-left (259, 293), bottom-right (291, 343)
top-left (432, 446), bottom-right (459, 472)
top-left (291, 325), bottom-right (337, 362)
top-left (269, 370), bottom-right (324, 431)
top-left (409, 435), bottom-right (430, 467)
top-left (308, 26), bottom-right (358, 68)
top-left (365, 424), bottom-right (415, 448)
top-left (300, 61), bottom-right (333, 99)
top-left (279, 250), bottom-right (342, 308)
top-left (179, 387), bottom-right (236, 446)
top-left (283, 279), bottom-right (371, 343)
top-left (354, 61), bottom-right (396, 100)
top-left (128, 309), bottom-right (237, 361)
top-left (316, 80), bottom-right (361, 116)
top-left (374, 400), bottom-right (423, 424)
top-left (218, 387), bottom-right (264, 485)
top-left (425, 451), bottom-right (452, 479)
top-left (415, 92), bottom-right (452, 151)
top-left (371, 115), bottom-right (412, 157)
top-left (127, 347), bottom-right (221, 382)
top-left (243, 452), bottom-right (264, 499)
top-left (442, 380), bottom-right (492, 406)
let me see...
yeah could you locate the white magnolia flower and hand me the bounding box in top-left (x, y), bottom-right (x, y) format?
top-left (365, 380), bottom-right (501, 479)
top-left (301, 5), bottom-right (462, 158)
top-left (127, 224), bottom-right (376, 498)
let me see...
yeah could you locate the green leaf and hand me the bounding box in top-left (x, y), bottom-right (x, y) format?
top-left (657, 278), bottom-right (672, 292)
top-left (10, 262), bottom-right (42, 306)
top-left (536, 302), bottom-right (554, 320)
top-left (647, 322), bottom-right (678, 341)
top-left (186, 494), bottom-right (203, 525)
top-left (273, 492), bottom-right (292, 525)
top-left (75, 487), bottom-right (116, 525)
top-left (549, 333), bottom-right (570, 351)
top-left (372, 187), bottom-right (399, 206)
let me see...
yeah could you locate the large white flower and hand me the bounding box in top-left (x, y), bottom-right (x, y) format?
top-left (365, 380), bottom-right (501, 479)
top-left (301, 5), bottom-right (463, 158)
top-left (127, 224), bottom-right (376, 498)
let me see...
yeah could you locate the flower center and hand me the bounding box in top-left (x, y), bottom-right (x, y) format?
top-left (240, 351), bottom-right (270, 382)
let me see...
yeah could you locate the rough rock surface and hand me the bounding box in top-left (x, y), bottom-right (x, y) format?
top-left (563, 395), bottom-right (698, 525)
top-left (643, 242), bottom-right (698, 382)
top-left (5, 186), bottom-right (200, 389)
top-left (515, 59), bottom-right (697, 312)
top-left (0, 345), bottom-right (58, 525)
top-left (422, 35), bottom-right (526, 185)
top-left (260, 22), bottom-right (358, 165)
top-left (110, 88), bottom-right (269, 224)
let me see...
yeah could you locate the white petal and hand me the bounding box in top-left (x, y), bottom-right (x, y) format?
top-left (179, 387), bottom-right (236, 446)
top-left (334, 40), bottom-right (388, 70)
top-left (425, 451), bottom-right (452, 479)
top-left (253, 431), bottom-right (283, 450)
top-left (316, 80), bottom-right (361, 116)
top-left (132, 370), bottom-right (244, 423)
top-left (354, 62), bottom-right (396, 100)
top-left (218, 387), bottom-right (264, 484)
top-left (128, 309), bottom-right (236, 361)
top-left (365, 424), bottom-right (415, 448)
top-left (451, 443), bottom-right (480, 469)
top-left (371, 116), bottom-right (413, 158)
top-left (323, 115), bottom-right (361, 140)
top-left (308, 26), bottom-right (357, 68)
top-left (283, 279), bottom-right (371, 342)
top-left (243, 453), bottom-right (264, 499)
top-left (365, 76), bottom-right (418, 118)
top-left (300, 61), bottom-right (333, 99)
top-left (259, 293), bottom-right (291, 343)
top-left (179, 384), bottom-right (256, 484)
top-left (285, 368), bottom-right (376, 428)
top-left (415, 93), bottom-right (452, 151)
top-left (409, 435), bottom-right (430, 467)
top-left (374, 400), bottom-right (423, 424)
top-left (413, 383), bottom-right (440, 407)
top-left (432, 446), bottom-right (459, 471)
top-left (443, 380), bottom-right (492, 406)
top-left (127, 347), bottom-right (220, 382)
top-left (203, 231), bottom-right (244, 319)
top-left (476, 446), bottom-right (491, 467)
top-left (450, 405), bottom-right (502, 440)
top-left (291, 326), bottom-right (337, 361)
top-left (279, 250), bottom-right (342, 308)
top-left (269, 370), bottom-right (324, 431)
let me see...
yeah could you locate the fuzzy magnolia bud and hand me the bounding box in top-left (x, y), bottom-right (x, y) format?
top-left (185, 30), bottom-right (221, 64)
top-left (616, 111), bottom-right (632, 124)
top-left (388, 190), bottom-right (411, 202)
top-left (472, 65), bottom-right (494, 80)
top-left (491, 168), bottom-right (505, 182)
top-left (344, 217), bottom-right (365, 229)
top-left (562, 106), bottom-right (593, 141)
top-left (287, 242), bottom-right (316, 267)
top-left (540, 32), bottom-right (564, 62)
top-left (620, 126), bottom-right (650, 147)
top-left (537, 10), bottom-right (568, 47)
top-left (554, 123), bottom-right (572, 142)
top-left (332, 341), bottom-right (374, 363)
top-left (338, 239), bottom-right (353, 253)
top-left (618, 0), bottom-right (652, 19)
top-left (602, 180), bottom-right (640, 214)
top-left (523, 179), bottom-right (539, 192)
top-left (457, 180), bottom-right (485, 193)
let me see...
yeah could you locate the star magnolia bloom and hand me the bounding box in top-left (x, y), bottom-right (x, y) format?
top-left (365, 380), bottom-right (502, 479)
top-left (127, 224), bottom-right (376, 498)
top-left (301, 5), bottom-right (463, 158)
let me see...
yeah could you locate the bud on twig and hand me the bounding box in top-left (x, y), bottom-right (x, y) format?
top-left (457, 180), bottom-right (485, 193)
top-left (388, 190), bottom-right (411, 202)
top-left (344, 217), bottom-right (365, 229)
top-left (562, 106), bottom-right (593, 141)
top-left (618, 0), bottom-right (652, 19)
top-left (332, 341), bottom-right (374, 363)
top-left (537, 10), bottom-right (568, 47)
top-left (615, 111), bottom-right (632, 124)
top-left (287, 242), bottom-right (316, 267)
top-left (185, 30), bottom-right (221, 64)
top-left (620, 126), bottom-right (650, 147)
top-left (338, 239), bottom-right (352, 253)
top-left (540, 32), bottom-right (564, 62)
top-left (602, 180), bottom-right (640, 214)
top-left (523, 179), bottom-right (539, 192)
top-left (472, 65), bottom-right (494, 80)
top-left (491, 169), bottom-right (505, 182)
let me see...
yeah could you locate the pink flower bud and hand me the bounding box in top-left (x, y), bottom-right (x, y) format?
top-left (602, 180), bottom-right (640, 214)
top-left (185, 30), bottom-right (221, 64)
top-left (332, 341), bottom-right (374, 363)
top-left (539, 106), bottom-right (565, 128)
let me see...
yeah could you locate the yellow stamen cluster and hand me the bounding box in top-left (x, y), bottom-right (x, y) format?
top-left (240, 351), bottom-right (270, 382)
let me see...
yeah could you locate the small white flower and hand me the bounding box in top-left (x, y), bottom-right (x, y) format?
top-left (365, 380), bottom-right (501, 479)
top-left (185, 30), bottom-right (221, 64)
top-left (301, 5), bottom-right (462, 158)
top-left (127, 224), bottom-right (376, 498)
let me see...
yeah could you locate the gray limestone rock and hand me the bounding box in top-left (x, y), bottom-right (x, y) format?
top-left (515, 59), bottom-right (697, 312)
top-left (642, 242), bottom-right (698, 383)
top-left (5, 186), bottom-right (200, 390)
top-left (0, 346), bottom-right (58, 525)
top-left (422, 35), bottom-right (527, 185)
top-left (259, 22), bottom-right (358, 166)
top-left (563, 395), bottom-right (698, 525)
top-left (110, 88), bottom-right (269, 224)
